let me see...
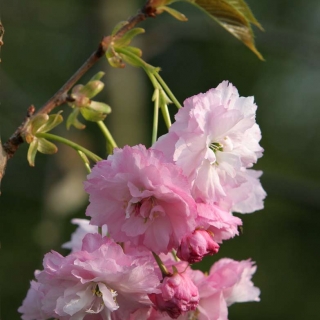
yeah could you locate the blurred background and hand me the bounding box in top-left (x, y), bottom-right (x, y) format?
top-left (1, 0), bottom-right (320, 319)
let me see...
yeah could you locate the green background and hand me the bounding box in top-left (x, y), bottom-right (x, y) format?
top-left (1, 0), bottom-right (320, 319)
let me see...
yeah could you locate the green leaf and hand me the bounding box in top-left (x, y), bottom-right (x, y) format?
top-left (37, 138), bottom-right (58, 154)
top-left (225, 0), bottom-right (263, 30)
top-left (27, 140), bottom-right (38, 167)
top-left (80, 80), bottom-right (104, 99)
top-left (149, 0), bottom-right (180, 7)
top-left (114, 28), bottom-right (145, 48)
top-left (184, 0), bottom-right (264, 60)
top-left (80, 107), bottom-right (106, 122)
top-left (89, 71), bottom-right (105, 82)
top-left (111, 21), bottom-right (129, 36)
top-left (106, 47), bottom-right (125, 68)
top-left (157, 6), bottom-right (188, 21)
top-left (66, 109), bottom-right (86, 130)
top-left (30, 114), bottom-right (49, 134)
top-left (89, 101), bottom-right (112, 114)
top-left (123, 46), bottom-right (143, 58)
top-left (120, 48), bottom-right (144, 68)
top-left (38, 112), bottom-right (63, 133)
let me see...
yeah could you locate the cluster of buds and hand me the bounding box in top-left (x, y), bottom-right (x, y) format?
top-left (67, 72), bottom-right (111, 129)
top-left (22, 112), bottom-right (62, 166)
top-left (21, 72), bottom-right (111, 166)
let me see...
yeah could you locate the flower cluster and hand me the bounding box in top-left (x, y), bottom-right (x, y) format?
top-left (19, 82), bottom-right (264, 320)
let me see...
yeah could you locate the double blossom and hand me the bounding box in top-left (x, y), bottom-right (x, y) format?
top-left (154, 81), bottom-right (265, 213)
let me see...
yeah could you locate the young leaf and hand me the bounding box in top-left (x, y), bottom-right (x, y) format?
top-left (114, 28), bottom-right (145, 48)
top-left (120, 49), bottom-right (143, 68)
top-left (30, 114), bottom-right (49, 134)
top-left (106, 47), bottom-right (125, 68)
top-left (66, 109), bottom-right (86, 130)
top-left (157, 6), bottom-right (188, 21)
top-left (27, 140), bottom-right (38, 167)
top-left (80, 80), bottom-right (104, 99)
top-left (226, 0), bottom-right (263, 30)
top-left (39, 112), bottom-right (63, 133)
top-left (111, 21), bottom-right (129, 36)
top-left (185, 0), bottom-right (264, 60)
top-left (149, 0), bottom-right (180, 7)
top-left (80, 107), bottom-right (107, 122)
top-left (123, 46), bottom-right (143, 58)
top-left (89, 101), bottom-right (111, 114)
top-left (37, 138), bottom-right (58, 155)
top-left (89, 71), bottom-right (105, 82)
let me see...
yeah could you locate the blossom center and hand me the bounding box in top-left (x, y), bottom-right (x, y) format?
top-left (125, 196), bottom-right (165, 222)
top-left (86, 283), bottom-right (118, 315)
top-left (92, 284), bottom-right (103, 297)
top-left (209, 142), bottom-right (223, 153)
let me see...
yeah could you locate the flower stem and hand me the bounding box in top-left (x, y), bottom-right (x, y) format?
top-left (154, 72), bottom-right (182, 109)
top-left (77, 151), bottom-right (92, 173)
top-left (97, 121), bottom-right (118, 151)
top-left (117, 47), bottom-right (173, 129)
top-left (152, 89), bottom-right (160, 145)
top-left (146, 71), bottom-right (171, 129)
top-left (152, 252), bottom-right (170, 277)
top-left (171, 249), bottom-right (180, 262)
top-left (160, 101), bottom-right (172, 129)
top-left (37, 133), bottom-right (102, 163)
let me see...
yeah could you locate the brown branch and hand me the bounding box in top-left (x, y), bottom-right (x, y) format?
top-left (2, 1), bottom-right (157, 163)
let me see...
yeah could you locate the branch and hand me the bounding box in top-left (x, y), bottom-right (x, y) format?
top-left (2, 1), bottom-right (157, 163)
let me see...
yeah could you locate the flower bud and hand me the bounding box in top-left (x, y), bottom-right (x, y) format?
top-left (149, 272), bottom-right (199, 319)
top-left (177, 229), bottom-right (220, 263)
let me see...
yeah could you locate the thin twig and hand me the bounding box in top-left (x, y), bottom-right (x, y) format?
top-left (2, 1), bottom-right (157, 163)
top-left (3, 105), bottom-right (35, 159)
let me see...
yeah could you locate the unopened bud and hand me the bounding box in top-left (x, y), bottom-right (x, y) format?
top-left (149, 272), bottom-right (199, 319)
top-left (177, 229), bottom-right (219, 263)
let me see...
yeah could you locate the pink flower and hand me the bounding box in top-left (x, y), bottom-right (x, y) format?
top-left (154, 81), bottom-right (264, 212)
top-left (19, 234), bottom-right (160, 320)
top-left (144, 258), bottom-right (260, 320)
top-left (219, 169), bottom-right (266, 214)
top-left (62, 218), bottom-right (108, 252)
top-left (85, 145), bottom-right (197, 254)
top-left (188, 258), bottom-right (260, 320)
top-left (177, 229), bottom-right (219, 263)
top-left (196, 203), bottom-right (242, 243)
top-left (150, 271), bottom-right (199, 319)
top-left (18, 281), bottom-right (47, 320)
top-left (210, 259), bottom-right (260, 306)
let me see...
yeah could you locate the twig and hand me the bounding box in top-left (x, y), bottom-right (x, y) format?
top-left (1, 1), bottom-right (157, 163)
top-left (3, 105), bottom-right (35, 159)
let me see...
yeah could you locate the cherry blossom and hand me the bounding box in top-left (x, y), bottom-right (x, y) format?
top-left (85, 145), bottom-right (197, 254)
top-left (154, 81), bottom-right (265, 212)
top-left (19, 234), bottom-right (160, 320)
top-left (189, 258), bottom-right (260, 320)
top-left (62, 218), bottom-right (108, 253)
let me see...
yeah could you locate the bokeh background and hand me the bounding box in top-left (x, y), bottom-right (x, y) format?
top-left (1, 0), bottom-right (320, 319)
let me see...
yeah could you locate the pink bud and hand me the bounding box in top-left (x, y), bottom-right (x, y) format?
top-left (177, 229), bottom-right (220, 263)
top-left (149, 272), bottom-right (199, 319)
